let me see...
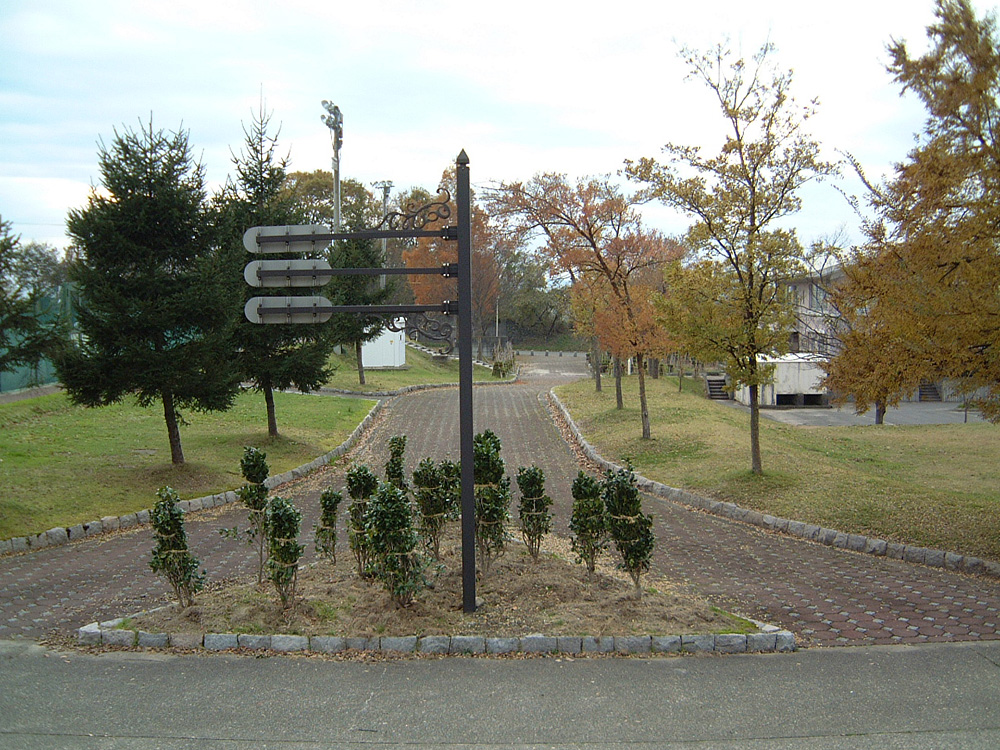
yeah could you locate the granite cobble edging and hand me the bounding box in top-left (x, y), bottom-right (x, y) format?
top-left (548, 390), bottom-right (1000, 580)
top-left (0, 397), bottom-right (388, 558)
top-left (77, 620), bottom-right (797, 655)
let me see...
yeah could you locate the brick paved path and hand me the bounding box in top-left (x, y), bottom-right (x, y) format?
top-left (2, 353), bottom-right (999, 647)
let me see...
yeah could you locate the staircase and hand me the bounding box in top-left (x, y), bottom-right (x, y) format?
top-left (705, 376), bottom-right (729, 400)
top-left (919, 380), bottom-right (942, 402)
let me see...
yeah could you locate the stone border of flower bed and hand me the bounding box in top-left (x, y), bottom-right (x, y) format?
top-left (548, 390), bottom-right (1000, 580)
top-left (77, 617), bottom-right (797, 656)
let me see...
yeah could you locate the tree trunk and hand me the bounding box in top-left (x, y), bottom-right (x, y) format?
top-left (591, 337), bottom-right (602, 392)
top-left (162, 391), bottom-right (185, 465)
top-left (678, 356), bottom-right (684, 392)
top-left (355, 339), bottom-right (366, 386)
top-left (614, 357), bottom-right (623, 410)
top-left (264, 379), bottom-right (278, 437)
top-left (875, 400), bottom-right (886, 425)
top-left (749, 382), bottom-right (762, 475)
top-left (637, 353), bottom-right (651, 439)
top-left (649, 357), bottom-right (659, 379)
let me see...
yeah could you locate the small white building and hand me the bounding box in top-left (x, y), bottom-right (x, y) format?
top-left (361, 320), bottom-right (407, 368)
top-left (734, 354), bottom-right (829, 407)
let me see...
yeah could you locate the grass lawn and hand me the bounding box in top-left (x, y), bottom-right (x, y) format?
top-left (555, 374), bottom-right (1000, 562)
top-left (323, 344), bottom-right (496, 393)
top-left (0, 390), bottom-right (375, 540)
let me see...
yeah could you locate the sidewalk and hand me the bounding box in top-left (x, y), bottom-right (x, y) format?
top-left (2, 638), bottom-right (999, 748)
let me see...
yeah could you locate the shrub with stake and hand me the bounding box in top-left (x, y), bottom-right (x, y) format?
top-left (602, 464), bottom-right (654, 597)
top-left (314, 487), bottom-right (343, 564)
top-left (412, 458), bottom-right (448, 560)
top-left (569, 471), bottom-right (607, 576)
top-left (439, 459), bottom-right (461, 520)
top-left (345, 463), bottom-right (379, 577)
top-left (516, 465), bottom-right (552, 559)
top-left (385, 435), bottom-right (408, 493)
top-left (473, 430), bottom-right (510, 576)
top-left (366, 481), bottom-right (425, 607)
top-left (149, 486), bottom-right (204, 608)
top-left (266, 495), bottom-right (303, 608)
top-left (226, 446), bottom-right (270, 584)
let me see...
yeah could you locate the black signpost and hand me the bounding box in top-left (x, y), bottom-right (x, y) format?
top-left (243, 151), bottom-right (478, 612)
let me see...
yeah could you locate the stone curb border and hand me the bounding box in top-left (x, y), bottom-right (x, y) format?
top-left (0, 362), bottom-right (520, 558)
top-left (78, 618), bottom-right (797, 656)
top-left (548, 390), bottom-right (1000, 580)
top-left (0, 396), bottom-right (388, 558)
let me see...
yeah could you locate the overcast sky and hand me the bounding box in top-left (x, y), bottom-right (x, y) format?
top-left (2, 0), bottom-right (996, 252)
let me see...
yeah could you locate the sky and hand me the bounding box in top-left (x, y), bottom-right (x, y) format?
top-left (2, 0), bottom-right (997, 253)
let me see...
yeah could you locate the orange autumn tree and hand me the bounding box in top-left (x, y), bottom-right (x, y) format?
top-left (490, 174), bottom-right (683, 439)
top-left (831, 1), bottom-right (1000, 420)
top-left (403, 171), bottom-right (512, 355)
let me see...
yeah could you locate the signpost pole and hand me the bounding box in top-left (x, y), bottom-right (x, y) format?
top-left (456, 150), bottom-right (476, 613)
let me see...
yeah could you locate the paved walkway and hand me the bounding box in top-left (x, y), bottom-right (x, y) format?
top-left (2, 354), bottom-right (999, 648)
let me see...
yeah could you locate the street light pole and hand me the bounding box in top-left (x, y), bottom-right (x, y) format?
top-left (373, 180), bottom-right (393, 290)
top-left (321, 101), bottom-right (343, 231)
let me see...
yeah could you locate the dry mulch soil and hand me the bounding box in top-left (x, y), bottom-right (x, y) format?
top-left (132, 529), bottom-right (751, 639)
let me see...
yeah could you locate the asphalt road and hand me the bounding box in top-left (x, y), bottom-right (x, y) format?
top-left (2, 638), bottom-right (999, 749)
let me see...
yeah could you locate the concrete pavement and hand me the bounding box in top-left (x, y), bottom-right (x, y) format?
top-left (2, 638), bottom-right (999, 748)
top-left (754, 400), bottom-right (987, 427)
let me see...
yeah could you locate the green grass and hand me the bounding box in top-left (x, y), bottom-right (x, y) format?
top-left (556, 375), bottom-right (1000, 562)
top-left (323, 344), bottom-right (495, 393)
top-left (0, 390), bottom-right (376, 539)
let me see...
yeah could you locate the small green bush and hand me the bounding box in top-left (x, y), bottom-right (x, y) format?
top-left (438, 459), bottom-right (461, 520)
top-left (345, 463), bottom-right (379, 577)
top-left (473, 430), bottom-right (510, 576)
top-left (516, 465), bottom-right (552, 559)
top-left (366, 481), bottom-right (425, 607)
top-left (266, 496), bottom-right (303, 608)
top-left (314, 487), bottom-right (343, 564)
top-left (240, 446), bottom-right (270, 485)
top-left (149, 486), bottom-right (204, 608)
top-left (569, 471), bottom-right (607, 576)
top-left (237, 446), bottom-right (270, 583)
top-left (385, 435), bottom-right (408, 492)
top-left (602, 465), bottom-right (654, 597)
top-left (412, 458), bottom-right (448, 560)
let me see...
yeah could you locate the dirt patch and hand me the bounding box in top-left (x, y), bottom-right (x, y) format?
top-left (132, 529), bottom-right (753, 638)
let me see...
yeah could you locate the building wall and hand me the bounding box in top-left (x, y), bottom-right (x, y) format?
top-left (362, 322), bottom-right (407, 368)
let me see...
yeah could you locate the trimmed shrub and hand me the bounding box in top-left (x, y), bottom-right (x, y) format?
top-left (314, 487), bottom-right (343, 564)
top-left (473, 430), bottom-right (510, 576)
top-left (149, 486), bottom-right (204, 608)
top-left (385, 435), bottom-right (408, 492)
top-left (602, 465), bottom-right (654, 597)
top-left (237, 446), bottom-right (270, 584)
top-left (367, 481), bottom-right (425, 607)
top-left (412, 458), bottom-right (448, 560)
top-left (345, 463), bottom-right (379, 577)
top-left (516, 465), bottom-right (552, 559)
top-left (439, 459), bottom-right (461, 520)
top-left (266, 496), bottom-right (303, 608)
top-left (241, 445), bottom-right (269, 485)
top-left (569, 471), bottom-right (607, 576)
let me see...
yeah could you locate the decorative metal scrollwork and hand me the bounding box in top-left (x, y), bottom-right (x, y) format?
top-left (378, 190), bottom-right (452, 231)
top-left (387, 313), bottom-right (454, 355)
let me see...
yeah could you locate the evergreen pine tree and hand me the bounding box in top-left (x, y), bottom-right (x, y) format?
top-left (59, 120), bottom-right (240, 464)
